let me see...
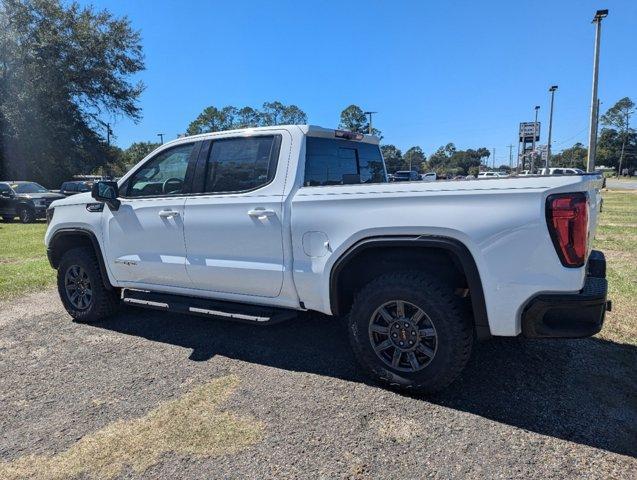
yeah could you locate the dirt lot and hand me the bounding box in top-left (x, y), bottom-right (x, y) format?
top-left (0, 290), bottom-right (635, 479)
top-left (0, 190), bottom-right (635, 479)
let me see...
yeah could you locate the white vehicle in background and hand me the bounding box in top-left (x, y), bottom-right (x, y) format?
top-left (421, 172), bottom-right (437, 182)
top-left (478, 171), bottom-right (509, 178)
top-left (540, 167), bottom-right (585, 175)
top-left (44, 125), bottom-right (609, 393)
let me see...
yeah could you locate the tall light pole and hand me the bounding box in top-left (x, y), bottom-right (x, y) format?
top-left (546, 85), bottom-right (558, 171)
top-left (363, 111), bottom-right (377, 135)
top-left (586, 9), bottom-right (608, 172)
top-left (531, 106), bottom-right (540, 172)
top-left (157, 133), bottom-right (164, 144)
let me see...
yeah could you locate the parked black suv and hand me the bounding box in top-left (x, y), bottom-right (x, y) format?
top-left (59, 181), bottom-right (93, 196)
top-left (0, 181), bottom-right (65, 223)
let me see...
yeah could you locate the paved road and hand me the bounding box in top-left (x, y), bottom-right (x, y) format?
top-left (607, 178), bottom-right (637, 190)
top-left (0, 291), bottom-right (635, 479)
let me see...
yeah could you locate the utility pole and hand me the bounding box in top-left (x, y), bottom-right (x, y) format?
top-left (98, 121), bottom-right (113, 146)
top-left (492, 148), bottom-right (496, 169)
top-left (157, 133), bottom-right (164, 144)
top-left (546, 85), bottom-right (558, 172)
top-left (531, 106), bottom-right (540, 173)
top-left (586, 9), bottom-right (609, 172)
top-left (363, 111), bottom-right (377, 135)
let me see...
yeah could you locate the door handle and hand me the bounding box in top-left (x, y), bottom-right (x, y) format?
top-left (247, 208), bottom-right (276, 220)
top-left (159, 209), bottom-right (180, 219)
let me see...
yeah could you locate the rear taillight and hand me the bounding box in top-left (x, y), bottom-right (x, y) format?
top-left (546, 193), bottom-right (588, 268)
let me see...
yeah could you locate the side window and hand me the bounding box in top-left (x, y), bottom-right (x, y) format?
top-left (0, 183), bottom-right (11, 194)
top-left (127, 143), bottom-right (194, 197)
top-left (203, 136), bottom-right (279, 193)
top-left (304, 137), bottom-right (386, 186)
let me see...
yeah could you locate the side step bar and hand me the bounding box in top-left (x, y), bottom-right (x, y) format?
top-left (121, 289), bottom-right (298, 325)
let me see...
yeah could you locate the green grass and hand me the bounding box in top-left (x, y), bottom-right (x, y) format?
top-left (594, 190), bottom-right (637, 343)
top-left (0, 221), bottom-right (55, 300)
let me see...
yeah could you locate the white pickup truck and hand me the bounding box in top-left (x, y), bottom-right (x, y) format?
top-left (44, 125), bottom-right (609, 392)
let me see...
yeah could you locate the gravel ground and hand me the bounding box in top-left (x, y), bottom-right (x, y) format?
top-left (0, 290), bottom-right (635, 479)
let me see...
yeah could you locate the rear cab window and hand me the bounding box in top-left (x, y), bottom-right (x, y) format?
top-left (304, 137), bottom-right (387, 187)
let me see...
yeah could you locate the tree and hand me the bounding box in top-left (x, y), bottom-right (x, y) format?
top-left (403, 146), bottom-right (426, 172)
top-left (338, 104), bottom-right (382, 138)
top-left (186, 101), bottom-right (307, 135)
top-left (122, 141), bottom-right (160, 167)
top-left (260, 101), bottom-right (307, 126)
top-left (601, 97), bottom-right (635, 176)
top-left (380, 145), bottom-right (403, 173)
top-left (235, 107), bottom-right (260, 128)
top-left (186, 106), bottom-right (239, 135)
top-left (0, 0), bottom-right (144, 186)
top-left (551, 143), bottom-right (587, 169)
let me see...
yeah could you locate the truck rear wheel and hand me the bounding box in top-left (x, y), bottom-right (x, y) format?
top-left (57, 246), bottom-right (120, 323)
top-left (347, 271), bottom-right (473, 393)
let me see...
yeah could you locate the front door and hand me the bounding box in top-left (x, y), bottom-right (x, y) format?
top-left (102, 142), bottom-right (198, 289)
top-left (184, 134), bottom-right (287, 297)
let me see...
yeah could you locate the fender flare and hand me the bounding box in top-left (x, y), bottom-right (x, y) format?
top-left (47, 228), bottom-right (114, 290)
top-left (329, 235), bottom-right (491, 339)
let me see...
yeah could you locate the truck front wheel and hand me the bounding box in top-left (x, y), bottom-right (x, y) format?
top-left (348, 271), bottom-right (473, 393)
top-left (57, 246), bottom-right (120, 323)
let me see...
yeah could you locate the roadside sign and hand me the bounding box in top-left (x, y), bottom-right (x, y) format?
top-left (519, 122), bottom-right (540, 142)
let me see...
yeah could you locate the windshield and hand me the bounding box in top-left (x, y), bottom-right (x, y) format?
top-left (11, 182), bottom-right (49, 194)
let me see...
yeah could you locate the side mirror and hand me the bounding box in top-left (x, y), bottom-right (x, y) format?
top-left (0, 191), bottom-right (13, 198)
top-left (91, 181), bottom-right (120, 210)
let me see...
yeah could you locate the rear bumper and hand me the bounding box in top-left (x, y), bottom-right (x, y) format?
top-left (522, 250), bottom-right (610, 338)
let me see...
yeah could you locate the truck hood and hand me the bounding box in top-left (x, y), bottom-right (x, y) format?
top-left (50, 191), bottom-right (93, 207)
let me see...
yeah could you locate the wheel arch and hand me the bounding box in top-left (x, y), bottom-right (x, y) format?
top-left (47, 228), bottom-right (113, 290)
top-left (329, 235), bottom-right (491, 339)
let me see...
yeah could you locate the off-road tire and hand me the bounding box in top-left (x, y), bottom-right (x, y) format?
top-left (348, 271), bottom-right (473, 393)
top-left (18, 207), bottom-right (35, 223)
top-left (57, 246), bottom-right (120, 323)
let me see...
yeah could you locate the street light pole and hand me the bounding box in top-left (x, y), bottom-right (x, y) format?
top-left (546, 85), bottom-right (558, 171)
top-left (157, 133), bottom-right (164, 144)
top-left (586, 9), bottom-right (608, 172)
top-left (531, 106), bottom-right (540, 173)
top-left (363, 111), bottom-right (377, 135)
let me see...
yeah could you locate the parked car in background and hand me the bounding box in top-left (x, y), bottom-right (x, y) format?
top-left (478, 171), bottom-right (508, 178)
top-left (0, 181), bottom-right (65, 223)
top-left (421, 172), bottom-right (437, 182)
top-left (393, 170), bottom-right (421, 182)
top-left (539, 168), bottom-right (585, 175)
top-left (60, 181), bottom-right (93, 196)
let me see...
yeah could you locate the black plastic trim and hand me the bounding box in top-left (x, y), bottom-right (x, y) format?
top-left (47, 228), bottom-right (113, 290)
top-left (522, 250), bottom-right (608, 338)
top-left (329, 235), bottom-right (491, 339)
top-left (522, 276), bottom-right (607, 338)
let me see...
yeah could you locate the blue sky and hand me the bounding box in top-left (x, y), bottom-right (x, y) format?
top-left (84, 0), bottom-right (636, 166)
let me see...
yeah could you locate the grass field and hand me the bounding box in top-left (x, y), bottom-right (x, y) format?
top-left (1, 191), bottom-right (635, 344)
top-left (0, 221), bottom-right (54, 299)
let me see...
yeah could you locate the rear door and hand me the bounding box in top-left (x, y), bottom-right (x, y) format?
top-left (101, 141), bottom-right (200, 288)
top-left (184, 132), bottom-right (289, 297)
